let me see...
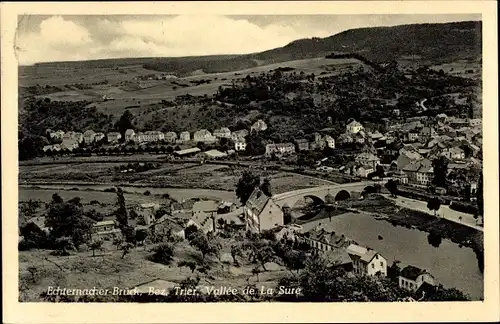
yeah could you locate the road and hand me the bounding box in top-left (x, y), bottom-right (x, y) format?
top-left (382, 194), bottom-right (483, 231)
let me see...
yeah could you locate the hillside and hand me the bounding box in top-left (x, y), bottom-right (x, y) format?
top-left (23, 21), bottom-right (481, 76)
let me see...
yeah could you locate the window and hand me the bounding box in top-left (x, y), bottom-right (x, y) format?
top-left (371, 264), bottom-right (375, 269)
top-left (380, 262), bottom-right (383, 267)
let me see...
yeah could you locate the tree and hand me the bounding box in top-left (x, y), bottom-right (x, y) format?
top-left (114, 188), bottom-right (128, 228)
top-left (189, 231), bottom-right (221, 260)
top-left (120, 242), bottom-right (134, 259)
top-left (112, 236), bottom-right (123, 250)
top-left (89, 239), bottom-right (103, 257)
top-left (27, 266), bottom-right (38, 282)
top-left (432, 156), bottom-right (449, 188)
top-left (427, 197), bottom-right (441, 216)
top-left (230, 244), bottom-right (243, 266)
top-left (387, 260), bottom-right (401, 281)
top-left (135, 228), bottom-right (149, 246)
top-left (45, 197), bottom-right (92, 248)
top-left (236, 171), bottom-right (261, 204)
top-left (260, 178), bottom-right (272, 197)
top-left (117, 110), bottom-right (133, 140)
top-left (283, 250), bottom-right (307, 274)
top-left (385, 179), bottom-right (399, 198)
top-left (178, 260), bottom-right (197, 273)
top-left (149, 243), bottom-right (175, 265)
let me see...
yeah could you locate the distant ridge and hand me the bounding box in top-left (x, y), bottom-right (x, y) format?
top-left (27, 21), bottom-right (481, 75)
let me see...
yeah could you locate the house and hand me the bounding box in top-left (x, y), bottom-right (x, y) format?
top-left (50, 130), bottom-right (65, 140)
top-left (25, 216), bottom-right (50, 234)
top-left (436, 113), bottom-right (448, 123)
top-left (346, 120), bottom-right (364, 134)
top-left (63, 131), bottom-right (83, 143)
top-left (94, 132), bottom-right (105, 142)
top-left (83, 130), bottom-right (96, 144)
top-left (416, 164), bottom-right (434, 186)
top-left (265, 143), bottom-right (295, 157)
top-left (419, 127), bottom-right (437, 142)
top-left (107, 132), bottom-right (122, 143)
top-left (370, 131), bottom-right (384, 141)
top-left (193, 129), bottom-right (216, 143)
top-left (142, 131), bottom-right (164, 142)
top-left (250, 119), bottom-right (267, 133)
top-left (392, 109), bottom-right (400, 117)
top-left (125, 129), bottom-right (135, 141)
top-left (244, 187), bottom-right (283, 233)
top-left (185, 210), bottom-right (215, 234)
top-left (213, 127), bottom-right (232, 139)
top-left (337, 133), bottom-right (354, 145)
top-left (173, 147), bottom-right (201, 157)
top-left (323, 135), bottom-right (335, 149)
top-left (92, 220), bottom-right (121, 239)
top-left (355, 153), bottom-right (380, 169)
top-left (179, 131), bottom-right (191, 142)
top-left (234, 138), bottom-right (247, 151)
top-left (43, 145), bottom-right (54, 152)
top-left (231, 129), bottom-right (249, 141)
top-left (469, 118), bottom-right (481, 127)
top-left (396, 150), bottom-right (423, 170)
top-left (137, 203), bottom-right (161, 225)
top-left (403, 131), bottom-right (419, 143)
top-left (399, 265), bottom-right (435, 291)
top-left (356, 165), bottom-right (374, 178)
top-left (441, 147), bottom-right (465, 160)
top-left (164, 132), bottom-right (177, 143)
top-left (303, 226), bottom-right (351, 252)
top-left (294, 138), bottom-right (309, 151)
top-left (272, 224), bottom-right (304, 242)
top-left (133, 132), bottom-right (145, 143)
top-left (217, 201), bottom-right (237, 214)
top-left (346, 243), bottom-right (387, 277)
top-left (391, 170), bottom-right (409, 184)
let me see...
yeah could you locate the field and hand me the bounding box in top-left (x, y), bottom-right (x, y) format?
top-left (19, 236), bottom-right (289, 302)
top-left (23, 57), bottom-right (364, 118)
top-left (19, 161), bottom-right (334, 194)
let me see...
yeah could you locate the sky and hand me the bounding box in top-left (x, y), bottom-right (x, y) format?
top-left (15, 14), bottom-right (481, 65)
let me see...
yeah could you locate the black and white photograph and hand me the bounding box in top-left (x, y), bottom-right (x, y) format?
top-left (2, 1), bottom-right (499, 322)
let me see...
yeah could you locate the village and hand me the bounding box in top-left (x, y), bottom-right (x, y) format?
top-left (40, 112), bottom-right (482, 199)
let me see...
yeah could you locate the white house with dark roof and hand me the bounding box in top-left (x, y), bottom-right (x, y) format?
top-left (83, 130), bottom-right (96, 144)
top-left (213, 127), bottom-right (232, 139)
top-left (399, 265), bottom-right (435, 291)
top-left (346, 243), bottom-right (387, 277)
top-left (164, 131), bottom-right (177, 143)
top-left (244, 187), bottom-right (283, 233)
top-left (251, 119), bottom-right (267, 133)
top-left (179, 131), bottom-right (191, 142)
top-left (107, 132), bottom-right (122, 143)
top-left (125, 129), bottom-right (135, 141)
top-left (193, 129), bottom-right (216, 143)
top-left (346, 120), bottom-right (364, 134)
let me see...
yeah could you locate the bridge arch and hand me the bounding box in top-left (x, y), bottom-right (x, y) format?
top-left (335, 190), bottom-right (351, 201)
top-left (363, 185), bottom-right (377, 195)
top-left (304, 195), bottom-right (325, 206)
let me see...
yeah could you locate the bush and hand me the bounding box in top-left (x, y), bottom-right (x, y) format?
top-left (149, 243), bottom-right (175, 265)
top-left (144, 191), bottom-right (151, 196)
top-left (449, 201), bottom-right (478, 215)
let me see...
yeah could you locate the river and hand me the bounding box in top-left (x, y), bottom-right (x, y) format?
top-left (302, 212), bottom-right (483, 300)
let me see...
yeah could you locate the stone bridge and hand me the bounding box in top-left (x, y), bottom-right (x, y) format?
top-left (272, 180), bottom-right (387, 208)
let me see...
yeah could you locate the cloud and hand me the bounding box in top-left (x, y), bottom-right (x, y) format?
top-left (15, 15), bottom-right (330, 65)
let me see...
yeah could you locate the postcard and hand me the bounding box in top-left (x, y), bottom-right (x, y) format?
top-left (1, 1), bottom-right (499, 323)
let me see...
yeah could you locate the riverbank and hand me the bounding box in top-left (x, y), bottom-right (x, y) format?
top-left (342, 195), bottom-right (484, 256)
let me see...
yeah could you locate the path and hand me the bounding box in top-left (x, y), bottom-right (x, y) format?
top-left (383, 194), bottom-right (483, 231)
